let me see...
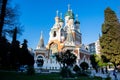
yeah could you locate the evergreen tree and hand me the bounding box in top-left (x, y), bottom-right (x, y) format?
top-left (0, 36), bottom-right (11, 68)
top-left (0, 0), bottom-right (7, 37)
top-left (20, 39), bottom-right (34, 66)
top-left (100, 7), bottom-right (120, 67)
top-left (90, 54), bottom-right (98, 72)
top-left (10, 27), bottom-right (20, 69)
top-left (0, 0), bottom-right (23, 70)
top-left (0, 0), bottom-right (23, 38)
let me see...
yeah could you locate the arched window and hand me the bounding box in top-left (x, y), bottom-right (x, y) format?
top-left (61, 32), bottom-right (63, 36)
top-left (53, 31), bottom-right (56, 37)
top-left (38, 56), bottom-right (43, 59)
top-left (37, 55), bottom-right (44, 67)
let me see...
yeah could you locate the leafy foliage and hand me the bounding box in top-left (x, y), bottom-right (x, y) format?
top-left (55, 50), bottom-right (77, 78)
top-left (0, 0), bottom-right (34, 71)
top-left (80, 62), bottom-right (89, 71)
top-left (20, 39), bottom-right (34, 66)
top-left (0, 0), bottom-right (23, 38)
top-left (90, 54), bottom-right (98, 68)
top-left (0, 0), bottom-right (8, 37)
top-left (100, 7), bottom-right (120, 66)
top-left (73, 65), bottom-right (81, 73)
top-left (55, 50), bottom-right (77, 67)
top-left (90, 54), bottom-right (107, 69)
top-left (27, 66), bottom-right (35, 75)
top-left (60, 67), bottom-right (73, 78)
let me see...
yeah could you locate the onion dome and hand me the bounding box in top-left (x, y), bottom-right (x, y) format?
top-left (59, 18), bottom-right (64, 22)
top-left (65, 10), bottom-right (74, 19)
top-left (74, 20), bottom-right (80, 24)
top-left (74, 14), bottom-right (80, 24)
top-left (69, 14), bottom-right (74, 19)
top-left (65, 4), bottom-right (74, 19)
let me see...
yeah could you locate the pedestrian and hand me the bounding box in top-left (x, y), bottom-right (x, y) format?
top-left (101, 67), bottom-right (104, 74)
top-left (113, 69), bottom-right (117, 80)
top-left (105, 67), bottom-right (108, 74)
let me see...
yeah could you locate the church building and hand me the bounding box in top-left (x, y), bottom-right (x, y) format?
top-left (34, 5), bottom-right (91, 72)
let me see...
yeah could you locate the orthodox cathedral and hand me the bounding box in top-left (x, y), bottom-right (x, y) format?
top-left (34, 5), bottom-right (91, 72)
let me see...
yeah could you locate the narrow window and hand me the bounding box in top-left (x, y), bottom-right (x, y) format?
top-left (53, 31), bottom-right (56, 37)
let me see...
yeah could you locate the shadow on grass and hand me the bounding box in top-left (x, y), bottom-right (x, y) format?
top-left (0, 71), bottom-right (104, 80)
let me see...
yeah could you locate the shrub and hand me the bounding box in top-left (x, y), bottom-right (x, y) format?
top-left (60, 67), bottom-right (73, 78)
top-left (80, 62), bottom-right (89, 71)
top-left (105, 73), bottom-right (111, 80)
top-left (27, 66), bottom-right (35, 75)
top-left (105, 77), bottom-right (111, 80)
top-left (93, 76), bottom-right (102, 80)
top-left (73, 65), bottom-right (81, 73)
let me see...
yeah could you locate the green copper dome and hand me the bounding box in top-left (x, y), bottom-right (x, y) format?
top-left (65, 10), bottom-right (74, 19)
top-left (69, 15), bottom-right (74, 19)
top-left (59, 18), bottom-right (64, 22)
top-left (74, 20), bottom-right (80, 24)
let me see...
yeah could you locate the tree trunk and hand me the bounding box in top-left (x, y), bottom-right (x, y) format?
top-left (113, 62), bottom-right (117, 69)
top-left (0, 0), bottom-right (8, 37)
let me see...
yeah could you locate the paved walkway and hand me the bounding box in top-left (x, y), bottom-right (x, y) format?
top-left (91, 69), bottom-right (120, 80)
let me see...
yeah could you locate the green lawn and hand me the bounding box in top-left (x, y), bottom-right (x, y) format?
top-left (0, 71), bottom-right (102, 80)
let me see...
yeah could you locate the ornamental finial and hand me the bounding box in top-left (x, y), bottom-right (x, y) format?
top-left (60, 13), bottom-right (62, 19)
top-left (56, 10), bottom-right (59, 17)
top-left (68, 4), bottom-right (70, 11)
top-left (76, 14), bottom-right (78, 20)
top-left (40, 31), bottom-right (43, 39)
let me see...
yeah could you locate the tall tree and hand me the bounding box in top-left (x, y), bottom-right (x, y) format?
top-left (0, 0), bottom-right (23, 38)
top-left (0, 0), bottom-right (23, 70)
top-left (20, 39), bottom-right (34, 66)
top-left (10, 27), bottom-right (20, 69)
top-left (90, 54), bottom-right (98, 73)
top-left (55, 50), bottom-right (77, 78)
top-left (0, 0), bottom-right (8, 37)
top-left (0, 36), bottom-right (11, 68)
top-left (100, 7), bottom-right (120, 67)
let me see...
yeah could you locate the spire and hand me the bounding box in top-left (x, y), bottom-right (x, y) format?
top-left (76, 14), bottom-right (78, 21)
top-left (59, 12), bottom-right (64, 22)
top-left (37, 31), bottom-right (45, 49)
top-left (60, 13), bottom-right (62, 19)
top-left (56, 10), bottom-right (59, 17)
top-left (40, 31), bottom-right (43, 39)
top-left (68, 4), bottom-right (70, 11)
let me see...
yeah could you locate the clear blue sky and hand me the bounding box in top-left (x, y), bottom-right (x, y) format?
top-left (11, 0), bottom-right (120, 49)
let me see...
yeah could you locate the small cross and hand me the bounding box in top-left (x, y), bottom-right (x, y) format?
top-left (56, 10), bottom-right (59, 17)
top-left (60, 13), bottom-right (62, 19)
top-left (68, 4), bottom-right (70, 11)
top-left (76, 14), bottom-right (78, 20)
